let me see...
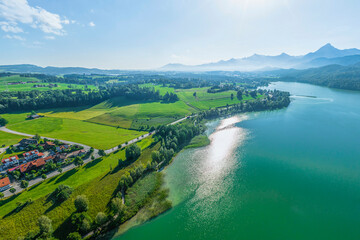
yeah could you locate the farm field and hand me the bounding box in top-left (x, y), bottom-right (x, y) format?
top-left (6, 117), bottom-right (146, 149)
top-left (89, 100), bottom-right (194, 129)
top-left (0, 85), bottom-right (259, 149)
top-left (141, 84), bottom-right (262, 110)
top-left (0, 138), bottom-right (155, 239)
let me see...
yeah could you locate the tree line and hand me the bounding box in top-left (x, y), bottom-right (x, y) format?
top-left (0, 85), bottom-right (173, 113)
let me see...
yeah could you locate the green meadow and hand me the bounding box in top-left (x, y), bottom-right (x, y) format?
top-left (0, 138), bottom-right (155, 239)
top-left (0, 75), bottom-right (97, 92)
top-left (0, 131), bottom-right (24, 148)
top-left (1, 85), bottom-right (260, 150)
top-left (6, 117), bottom-right (146, 149)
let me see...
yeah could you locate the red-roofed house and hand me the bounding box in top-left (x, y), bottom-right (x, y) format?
top-left (0, 177), bottom-right (11, 192)
top-left (23, 150), bottom-right (42, 161)
top-left (43, 156), bottom-right (54, 162)
top-left (45, 141), bottom-right (56, 149)
top-left (1, 155), bottom-right (19, 168)
top-left (20, 158), bottom-right (46, 173)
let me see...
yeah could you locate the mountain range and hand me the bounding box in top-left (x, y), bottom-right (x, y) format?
top-left (161, 43), bottom-right (360, 71)
top-left (1, 43), bottom-right (360, 74)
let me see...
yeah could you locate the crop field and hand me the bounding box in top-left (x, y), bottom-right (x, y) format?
top-left (6, 117), bottom-right (146, 149)
top-left (0, 138), bottom-right (156, 240)
top-left (0, 131), bottom-right (24, 148)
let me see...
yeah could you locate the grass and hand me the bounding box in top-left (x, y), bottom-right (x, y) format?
top-left (0, 138), bottom-right (156, 239)
top-left (89, 100), bottom-right (194, 129)
top-left (0, 131), bottom-right (24, 148)
top-left (7, 117), bottom-right (147, 149)
top-left (0, 75), bottom-right (97, 92)
top-left (185, 135), bottom-right (211, 149)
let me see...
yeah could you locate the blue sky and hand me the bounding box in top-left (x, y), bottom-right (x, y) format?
top-left (1, 0), bottom-right (360, 69)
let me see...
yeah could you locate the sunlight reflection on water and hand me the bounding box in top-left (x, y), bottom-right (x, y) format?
top-left (185, 115), bottom-right (249, 226)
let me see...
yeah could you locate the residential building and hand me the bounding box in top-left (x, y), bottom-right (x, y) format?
top-left (66, 149), bottom-right (86, 158)
top-left (19, 138), bottom-right (38, 150)
top-left (0, 177), bottom-right (11, 192)
top-left (56, 145), bottom-right (69, 152)
top-left (20, 158), bottom-right (46, 173)
top-left (22, 150), bottom-right (43, 161)
top-left (1, 155), bottom-right (19, 168)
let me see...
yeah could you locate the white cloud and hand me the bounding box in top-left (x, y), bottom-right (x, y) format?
top-left (89, 21), bottom-right (95, 27)
top-left (44, 35), bottom-right (55, 40)
top-left (4, 34), bottom-right (25, 41)
top-left (0, 21), bottom-right (22, 32)
top-left (0, 0), bottom-right (72, 35)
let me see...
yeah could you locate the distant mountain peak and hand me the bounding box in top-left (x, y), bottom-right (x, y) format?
top-left (321, 43), bottom-right (335, 49)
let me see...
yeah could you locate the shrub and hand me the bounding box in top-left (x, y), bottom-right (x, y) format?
top-left (95, 212), bottom-right (107, 226)
top-left (74, 195), bottom-right (89, 212)
top-left (38, 215), bottom-right (53, 237)
top-left (53, 184), bottom-right (73, 203)
top-left (20, 180), bottom-right (29, 188)
top-left (67, 232), bottom-right (82, 240)
top-left (125, 143), bottom-right (141, 161)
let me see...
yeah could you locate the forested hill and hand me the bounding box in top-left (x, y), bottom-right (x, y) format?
top-left (277, 62), bottom-right (360, 91)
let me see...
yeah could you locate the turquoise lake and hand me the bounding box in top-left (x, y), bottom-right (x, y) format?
top-left (116, 82), bottom-right (360, 240)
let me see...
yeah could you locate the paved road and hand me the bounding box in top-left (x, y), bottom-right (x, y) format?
top-left (0, 115), bottom-right (193, 198)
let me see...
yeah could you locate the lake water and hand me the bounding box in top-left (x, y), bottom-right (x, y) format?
top-left (116, 82), bottom-right (360, 240)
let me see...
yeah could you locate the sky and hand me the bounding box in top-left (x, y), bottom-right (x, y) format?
top-left (1, 0), bottom-right (360, 69)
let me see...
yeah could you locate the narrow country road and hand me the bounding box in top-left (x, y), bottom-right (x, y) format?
top-left (0, 115), bottom-right (193, 198)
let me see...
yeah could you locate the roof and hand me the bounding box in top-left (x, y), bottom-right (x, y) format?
top-left (7, 166), bottom-right (20, 172)
top-left (46, 141), bottom-right (55, 146)
top-left (0, 177), bottom-right (10, 188)
top-left (2, 155), bottom-right (19, 164)
top-left (43, 156), bottom-right (54, 162)
top-left (66, 149), bottom-right (85, 158)
top-left (23, 150), bottom-right (40, 158)
top-left (19, 158), bottom-right (46, 173)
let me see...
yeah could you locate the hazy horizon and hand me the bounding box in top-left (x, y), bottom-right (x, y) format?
top-left (1, 0), bottom-right (360, 69)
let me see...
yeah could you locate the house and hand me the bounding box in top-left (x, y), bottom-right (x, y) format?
top-left (56, 145), bottom-right (69, 152)
top-left (19, 158), bottom-right (46, 173)
top-left (1, 155), bottom-right (19, 168)
top-left (19, 138), bottom-right (38, 150)
top-left (0, 177), bottom-right (11, 192)
top-left (27, 114), bottom-right (40, 119)
top-left (54, 153), bottom-right (67, 162)
top-left (45, 141), bottom-right (56, 149)
top-left (22, 150), bottom-right (43, 161)
top-left (43, 156), bottom-right (55, 162)
top-left (66, 149), bottom-right (86, 158)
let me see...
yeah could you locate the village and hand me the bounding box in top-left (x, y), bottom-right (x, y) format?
top-left (0, 137), bottom-right (89, 194)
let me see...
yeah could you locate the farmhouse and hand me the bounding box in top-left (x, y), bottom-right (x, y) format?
top-left (27, 114), bottom-right (41, 119)
top-left (0, 177), bottom-right (11, 192)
